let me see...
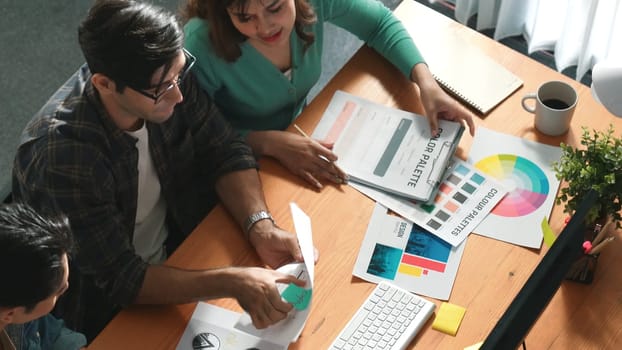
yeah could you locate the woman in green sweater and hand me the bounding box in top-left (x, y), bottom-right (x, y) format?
top-left (183, 0), bottom-right (474, 189)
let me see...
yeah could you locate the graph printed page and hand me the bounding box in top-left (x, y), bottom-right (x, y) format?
top-left (315, 91), bottom-right (463, 201)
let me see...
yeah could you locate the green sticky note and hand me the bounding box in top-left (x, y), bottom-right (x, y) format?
top-left (281, 283), bottom-right (312, 310)
top-left (541, 217), bottom-right (556, 247)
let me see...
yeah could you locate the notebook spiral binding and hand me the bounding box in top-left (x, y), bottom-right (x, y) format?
top-left (434, 75), bottom-right (483, 113)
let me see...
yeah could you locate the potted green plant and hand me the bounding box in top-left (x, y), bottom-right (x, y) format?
top-left (552, 124), bottom-right (622, 229)
top-left (552, 125), bottom-right (622, 283)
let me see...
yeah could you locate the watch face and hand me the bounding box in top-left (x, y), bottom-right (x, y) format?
top-left (192, 332), bottom-right (220, 349)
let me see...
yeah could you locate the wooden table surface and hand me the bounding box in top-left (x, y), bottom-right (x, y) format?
top-left (89, 1), bottom-right (622, 349)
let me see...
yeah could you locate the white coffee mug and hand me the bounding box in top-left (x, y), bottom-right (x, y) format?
top-left (521, 81), bottom-right (578, 136)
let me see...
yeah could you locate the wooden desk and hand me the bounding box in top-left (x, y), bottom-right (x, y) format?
top-left (89, 1), bottom-right (622, 349)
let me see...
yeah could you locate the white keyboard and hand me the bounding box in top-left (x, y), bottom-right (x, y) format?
top-left (328, 281), bottom-right (436, 350)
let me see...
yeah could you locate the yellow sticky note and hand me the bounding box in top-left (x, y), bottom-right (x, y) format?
top-left (464, 341), bottom-right (483, 350)
top-left (541, 216), bottom-right (556, 247)
top-left (432, 302), bottom-right (466, 336)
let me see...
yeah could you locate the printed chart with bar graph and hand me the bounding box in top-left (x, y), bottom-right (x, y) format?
top-left (468, 128), bottom-right (562, 248)
top-left (353, 203), bottom-right (465, 300)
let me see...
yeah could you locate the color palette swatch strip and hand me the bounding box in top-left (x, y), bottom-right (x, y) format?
top-left (351, 158), bottom-right (507, 247)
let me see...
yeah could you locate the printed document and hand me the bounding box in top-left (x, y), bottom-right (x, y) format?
top-left (312, 91), bottom-right (465, 202)
top-left (468, 128), bottom-right (562, 248)
top-left (353, 203), bottom-right (466, 300)
top-left (176, 303), bottom-right (282, 350)
top-left (351, 158), bottom-right (507, 247)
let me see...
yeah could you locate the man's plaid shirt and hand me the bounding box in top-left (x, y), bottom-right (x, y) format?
top-left (12, 65), bottom-right (257, 334)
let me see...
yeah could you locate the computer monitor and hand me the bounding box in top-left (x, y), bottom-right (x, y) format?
top-left (480, 189), bottom-right (598, 349)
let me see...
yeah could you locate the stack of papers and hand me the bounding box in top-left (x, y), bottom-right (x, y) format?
top-left (312, 92), bottom-right (509, 300)
top-left (312, 90), bottom-right (465, 203)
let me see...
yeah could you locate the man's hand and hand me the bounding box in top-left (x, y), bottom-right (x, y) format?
top-left (248, 218), bottom-right (310, 269)
top-left (228, 267), bottom-right (306, 329)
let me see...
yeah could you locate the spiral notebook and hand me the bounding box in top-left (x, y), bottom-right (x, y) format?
top-left (420, 35), bottom-right (523, 115)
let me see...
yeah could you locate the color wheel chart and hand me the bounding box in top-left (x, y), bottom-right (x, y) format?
top-left (353, 204), bottom-right (465, 300)
top-left (468, 128), bottom-right (562, 248)
top-left (474, 154), bottom-right (549, 217)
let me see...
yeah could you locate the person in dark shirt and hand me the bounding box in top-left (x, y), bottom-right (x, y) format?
top-left (0, 203), bottom-right (86, 350)
top-left (12, 0), bottom-right (308, 341)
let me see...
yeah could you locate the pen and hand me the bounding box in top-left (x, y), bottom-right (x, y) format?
top-left (589, 236), bottom-right (615, 255)
top-left (292, 124), bottom-right (349, 183)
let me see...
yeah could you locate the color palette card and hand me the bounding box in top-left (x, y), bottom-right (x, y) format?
top-left (467, 128), bottom-right (562, 248)
top-left (351, 158), bottom-right (507, 247)
top-left (353, 203), bottom-right (466, 300)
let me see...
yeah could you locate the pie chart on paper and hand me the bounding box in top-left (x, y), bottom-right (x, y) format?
top-left (474, 154), bottom-right (549, 217)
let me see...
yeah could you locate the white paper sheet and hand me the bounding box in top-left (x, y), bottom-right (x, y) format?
top-left (176, 302), bottom-right (282, 350)
top-left (467, 127), bottom-right (562, 248)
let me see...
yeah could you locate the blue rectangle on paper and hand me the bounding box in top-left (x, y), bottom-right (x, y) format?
top-left (367, 244), bottom-right (402, 279)
top-left (373, 118), bottom-right (412, 176)
top-left (470, 173), bottom-right (485, 185)
top-left (455, 164), bottom-right (470, 176)
top-left (405, 224), bottom-right (451, 261)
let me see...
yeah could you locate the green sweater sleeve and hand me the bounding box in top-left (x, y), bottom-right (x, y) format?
top-left (184, 18), bottom-right (221, 99)
top-left (321, 0), bottom-right (425, 78)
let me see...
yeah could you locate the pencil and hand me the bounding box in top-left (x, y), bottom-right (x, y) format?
top-left (292, 124), bottom-right (349, 183)
top-left (589, 236), bottom-right (615, 255)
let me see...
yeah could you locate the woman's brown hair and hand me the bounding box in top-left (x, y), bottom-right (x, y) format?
top-left (183, 0), bottom-right (317, 62)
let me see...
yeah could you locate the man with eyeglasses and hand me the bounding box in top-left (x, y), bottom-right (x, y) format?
top-left (12, 0), bottom-right (309, 342)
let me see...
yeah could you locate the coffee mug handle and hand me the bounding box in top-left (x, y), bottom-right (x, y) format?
top-left (521, 93), bottom-right (537, 113)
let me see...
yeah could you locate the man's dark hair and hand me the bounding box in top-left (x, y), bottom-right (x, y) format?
top-left (0, 203), bottom-right (74, 312)
top-left (78, 0), bottom-right (184, 92)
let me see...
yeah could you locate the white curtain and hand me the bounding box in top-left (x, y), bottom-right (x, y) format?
top-left (437, 0), bottom-right (622, 81)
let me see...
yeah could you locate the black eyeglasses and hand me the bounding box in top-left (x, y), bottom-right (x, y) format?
top-left (129, 49), bottom-right (196, 104)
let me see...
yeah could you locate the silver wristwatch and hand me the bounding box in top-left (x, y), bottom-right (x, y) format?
top-left (243, 210), bottom-right (274, 235)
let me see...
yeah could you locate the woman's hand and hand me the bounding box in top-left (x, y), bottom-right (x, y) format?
top-left (247, 130), bottom-right (348, 190)
top-left (411, 63), bottom-right (476, 137)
